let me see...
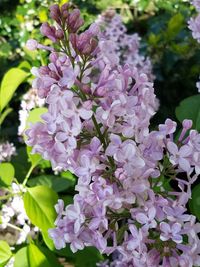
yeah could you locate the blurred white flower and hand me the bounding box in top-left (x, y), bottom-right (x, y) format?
top-left (0, 142), bottom-right (16, 162)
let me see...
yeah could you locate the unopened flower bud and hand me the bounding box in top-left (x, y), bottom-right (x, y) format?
top-left (61, 3), bottom-right (70, 19)
top-left (82, 85), bottom-right (92, 94)
top-left (40, 23), bottom-right (57, 42)
top-left (55, 29), bottom-right (64, 39)
top-left (182, 119), bottom-right (193, 129)
top-left (50, 4), bottom-right (61, 24)
top-left (67, 9), bottom-right (84, 33)
top-left (26, 39), bottom-right (38, 50)
top-left (49, 52), bottom-right (58, 63)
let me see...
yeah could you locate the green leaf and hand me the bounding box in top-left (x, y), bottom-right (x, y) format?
top-left (189, 184), bottom-right (200, 220)
top-left (24, 107), bottom-right (47, 143)
top-left (42, 230), bottom-right (55, 251)
top-left (175, 95), bottom-right (200, 131)
top-left (23, 185), bottom-right (58, 231)
top-left (28, 174), bottom-right (75, 192)
top-left (0, 68), bottom-right (29, 111)
top-left (62, 195), bottom-right (73, 206)
top-left (61, 170), bottom-right (76, 182)
top-left (18, 61), bottom-right (31, 71)
top-left (26, 146), bottom-right (42, 167)
top-left (28, 243), bottom-right (51, 267)
top-left (25, 107), bottom-right (47, 130)
top-left (116, 225), bottom-right (128, 244)
top-left (14, 244), bottom-right (55, 267)
top-left (24, 108), bottom-right (48, 167)
top-left (11, 147), bottom-right (30, 183)
top-left (38, 246), bottom-right (62, 267)
top-left (0, 241), bottom-right (12, 266)
top-left (14, 247), bottom-right (29, 267)
top-left (0, 107), bottom-right (13, 125)
top-left (0, 163), bottom-right (15, 187)
top-left (75, 247), bottom-right (103, 267)
top-left (167, 13), bottom-right (184, 39)
top-left (53, 245), bottom-right (74, 259)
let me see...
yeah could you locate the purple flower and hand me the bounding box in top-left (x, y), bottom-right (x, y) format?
top-left (136, 207), bottom-right (157, 229)
top-left (48, 228), bottom-right (66, 249)
top-left (160, 222), bottom-right (183, 244)
top-left (126, 225), bottom-right (143, 251)
top-left (65, 197), bottom-right (85, 234)
top-left (167, 141), bottom-right (192, 173)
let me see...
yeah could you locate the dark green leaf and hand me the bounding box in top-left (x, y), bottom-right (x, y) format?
top-left (75, 247), bottom-right (103, 267)
top-left (11, 147), bottom-right (30, 183)
top-left (176, 95), bottom-right (200, 131)
top-left (189, 184), bottom-right (200, 220)
top-left (28, 174), bottom-right (75, 192)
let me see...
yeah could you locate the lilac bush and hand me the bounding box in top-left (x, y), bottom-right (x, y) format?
top-left (24, 2), bottom-right (200, 267)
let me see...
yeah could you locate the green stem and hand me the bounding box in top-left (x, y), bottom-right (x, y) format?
top-left (92, 115), bottom-right (107, 150)
top-left (0, 107), bottom-right (13, 125)
top-left (0, 193), bottom-right (13, 201)
top-left (7, 223), bottom-right (23, 232)
top-left (22, 164), bottom-right (36, 186)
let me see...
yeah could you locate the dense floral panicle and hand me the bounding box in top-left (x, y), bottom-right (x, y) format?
top-left (0, 183), bottom-right (38, 245)
top-left (96, 12), bottom-right (154, 81)
top-left (25, 3), bottom-right (200, 266)
top-left (18, 88), bottom-right (45, 136)
top-left (0, 141), bottom-right (16, 162)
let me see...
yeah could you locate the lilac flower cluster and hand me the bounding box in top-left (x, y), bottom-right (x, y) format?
top-left (0, 142), bottom-right (16, 162)
top-left (96, 10), bottom-right (154, 81)
top-left (25, 3), bottom-right (200, 266)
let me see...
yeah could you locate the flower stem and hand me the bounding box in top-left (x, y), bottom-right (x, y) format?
top-left (22, 164), bottom-right (36, 186)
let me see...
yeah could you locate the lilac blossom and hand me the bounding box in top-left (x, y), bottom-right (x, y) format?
top-left (24, 3), bottom-right (200, 267)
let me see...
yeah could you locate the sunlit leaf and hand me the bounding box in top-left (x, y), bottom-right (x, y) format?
top-left (23, 185), bottom-right (58, 231)
top-left (0, 163), bottom-right (15, 187)
top-left (0, 68), bottom-right (29, 111)
top-left (0, 241), bottom-right (12, 266)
